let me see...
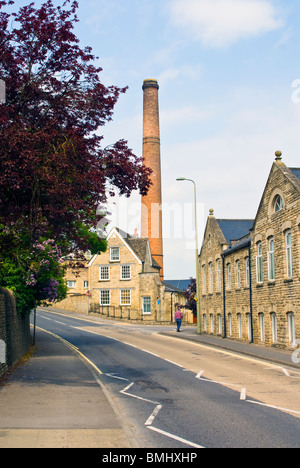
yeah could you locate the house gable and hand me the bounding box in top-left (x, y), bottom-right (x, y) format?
top-left (252, 155), bottom-right (300, 233)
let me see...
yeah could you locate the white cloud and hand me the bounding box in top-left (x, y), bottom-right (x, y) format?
top-left (158, 64), bottom-right (202, 87)
top-left (169, 0), bottom-right (283, 47)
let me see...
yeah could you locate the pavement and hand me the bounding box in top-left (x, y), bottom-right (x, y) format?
top-left (0, 309), bottom-right (299, 448)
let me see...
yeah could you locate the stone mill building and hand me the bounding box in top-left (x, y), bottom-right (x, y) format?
top-left (199, 151), bottom-right (299, 349)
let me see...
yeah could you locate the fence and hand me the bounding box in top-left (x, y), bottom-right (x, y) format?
top-left (89, 303), bottom-right (173, 323)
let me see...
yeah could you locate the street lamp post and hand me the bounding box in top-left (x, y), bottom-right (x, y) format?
top-left (176, 178), bottom-right (201, 334)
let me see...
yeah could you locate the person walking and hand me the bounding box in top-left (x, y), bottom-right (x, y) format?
top-left (175, 306), bottom-right (183, 332)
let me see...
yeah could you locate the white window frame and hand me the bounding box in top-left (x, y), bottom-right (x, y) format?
top-left (218, 314), bottom-right (222, 334)
top-left (203, 313), bottom-right (207, 332)
top-left (256, 241), bottom-right (263, 283)
top-left (216, 259), bottom-right (221, 293)
top-left (142, 296), bottom-right (151, 315)
top-left (238, 313), bottom-right (242, 339)
top-left (285, 230), bottom-right (293, 278)
top-left (209, 262), bottom-right (213, 293)
top-left (268, 237), bottom-right (275, 281)
top-left (247, 313), bottom-right (252, 341)
top-left (274, 194), bottom-right (284, 212)
top-left (110, 247), bottom-right (120, 262)
top-left (100, 265), bottom-right (110, 281)
top-left (245, 257), bottom-right (250, 287)
top-left (210, 314), bottom-right (214, 333)
top-left (227, 263), bottom-right (231, 290)
top-left (236, 260), bottom-right (241, 288)
top-left (287, 312), bottom-right (296, 347)
top-left (100, 289), bottom-right (110, 306)
top-left (67, 280), bottom-right (76, 289)
top-left (202, 265), bottom-right (206, 295)
top-left (120, 289), bottom-right (131, 306)
top-left (84, 281), bottom-right (89, 289)
top-left (259, 313), bottom-right (265, 342)
top-left (228, 313), bottom-right (233, 336)
top-left (121, 264), bottom-right (131, 280)
top-left (271, 312), bottom-right (277, 344)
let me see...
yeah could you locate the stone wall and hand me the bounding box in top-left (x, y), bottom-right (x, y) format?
top-left (0, 287), bottom-right (30, 377)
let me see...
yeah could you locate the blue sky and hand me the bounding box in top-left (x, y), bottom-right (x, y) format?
top-left (13, 0), bottom-right (300, 278)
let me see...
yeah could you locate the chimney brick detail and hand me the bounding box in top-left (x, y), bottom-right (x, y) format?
top-left (141, 79), bottom-right (164, 279)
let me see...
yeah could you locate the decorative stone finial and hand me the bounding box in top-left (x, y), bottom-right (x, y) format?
top-left (209, 209), bottom-right (214, 216)
top-left (275, 151), bottom-right (282, 162)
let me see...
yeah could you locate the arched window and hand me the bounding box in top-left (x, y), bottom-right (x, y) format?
top-left (273, 194), bottom-right (284, 213)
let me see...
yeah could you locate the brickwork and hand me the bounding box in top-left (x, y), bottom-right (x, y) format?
top-left (141, 79), bottom-right (164, 279)
top-left (198, 154), bottom-right (300, 349)
top-left (0, 288), bottom-right (30, 377)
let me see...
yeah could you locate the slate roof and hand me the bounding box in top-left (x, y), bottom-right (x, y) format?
top-left (164, 279), bottom-right (190, 291)
top-left (216, 219), bottom-right (254, 244)
top-left (115, 227), bottom-right (160, 269)
top-left (289, 168), bottom-right (300, 181)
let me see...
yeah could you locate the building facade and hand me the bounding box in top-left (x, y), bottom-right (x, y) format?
top-left (57, 227), bottom-right (192, 323)
top-left (199, 153), bottom-right (300, 349)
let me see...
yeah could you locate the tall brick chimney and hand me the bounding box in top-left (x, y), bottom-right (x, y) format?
top-left (141, 79), bottom-right (164, 280)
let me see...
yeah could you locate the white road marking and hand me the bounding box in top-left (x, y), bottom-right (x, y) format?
top-left (246, 399), bottom-right (300, 415)
top-left (141, 349), bottom-right (160, 357)
top-left (105, 373), bottom-right (129, 381)
top-left (165, 359), bottom-right (184, 368)
top-left (120, 382), bottom-right (160, 405)
top-left (240, 388), bottom-right (247, 400)
top-left (145, 405), bottom-right (162, 426)
top-left (147, 426), bottom-right (205, 449)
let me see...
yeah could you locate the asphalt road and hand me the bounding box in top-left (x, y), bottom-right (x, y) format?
top-left (33, 309), bottom-right (300, 448)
